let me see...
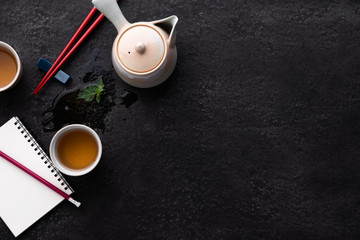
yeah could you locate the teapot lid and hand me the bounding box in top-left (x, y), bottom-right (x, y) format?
top-left (116, 25), bottom-right (165, 73)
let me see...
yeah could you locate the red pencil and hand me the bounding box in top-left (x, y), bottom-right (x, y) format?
top-left (0, 150), bottom-right (81, 207)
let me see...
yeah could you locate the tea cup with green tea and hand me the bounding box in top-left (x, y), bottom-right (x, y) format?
top-left (50, 124), bottom-right (102, 176)
top-left (0, 41), bottom-right (22, 92)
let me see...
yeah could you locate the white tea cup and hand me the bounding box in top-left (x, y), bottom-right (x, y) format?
top-left (0, 41), bottom-right (22, 92)
top-left (49, 124), bottom-right (102, 176)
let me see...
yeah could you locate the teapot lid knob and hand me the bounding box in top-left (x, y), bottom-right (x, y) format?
top-left (135, 42), bottom-right (146, 54)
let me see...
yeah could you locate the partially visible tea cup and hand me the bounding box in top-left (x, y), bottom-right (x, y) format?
top-left (0, 41), bottom-right (22, 92)
top-left (50, 124), bottom-right (102, 176)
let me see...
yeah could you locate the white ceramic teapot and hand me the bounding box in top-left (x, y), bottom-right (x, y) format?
top-left (92, 0), bottom-right (178, 88)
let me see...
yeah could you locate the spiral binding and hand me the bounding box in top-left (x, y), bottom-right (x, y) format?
top-left (13, 117), bottom-right (73, 193)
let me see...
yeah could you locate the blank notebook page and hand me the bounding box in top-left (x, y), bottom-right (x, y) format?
top-left (0, 117), bottom-right (73, 237)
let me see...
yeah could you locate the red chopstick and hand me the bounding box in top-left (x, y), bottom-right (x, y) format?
top-left (33, 7), bottom-right (97, 95)
top-left (0, 150), bottom-right (81, 207)
top-left (34, 13), bottom-right (105, 95)
top-left (33, 7), bottom-right (105, 95)
top-left (34, 0), bottom-right (120, 95)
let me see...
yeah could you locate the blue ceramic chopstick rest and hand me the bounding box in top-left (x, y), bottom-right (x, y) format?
top-left (36, 58), bottom-right (70, 84)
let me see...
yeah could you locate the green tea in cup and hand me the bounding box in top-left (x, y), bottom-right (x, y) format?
top-left (0, 41), bottom-right (22, 92)
top-left (0, 49), bottom-right (17, 88)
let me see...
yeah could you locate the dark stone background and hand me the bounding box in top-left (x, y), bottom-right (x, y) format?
top-left (1, 0), bottom-right (360, 239)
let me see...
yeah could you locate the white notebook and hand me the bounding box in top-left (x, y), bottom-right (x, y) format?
top-left (0, 117), bottom-right (74, 237)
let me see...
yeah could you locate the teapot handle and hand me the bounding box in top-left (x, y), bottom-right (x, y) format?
top-left (92, 0), bottom-right (129, 33)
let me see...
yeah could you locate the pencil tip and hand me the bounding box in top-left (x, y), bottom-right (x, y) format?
top-left (68, 197), bottom-right (81, 207)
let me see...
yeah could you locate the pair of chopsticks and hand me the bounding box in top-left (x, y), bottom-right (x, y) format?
top-left (33, 5), bottom-right (107, 95)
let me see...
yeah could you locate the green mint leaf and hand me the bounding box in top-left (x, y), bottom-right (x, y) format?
top-left (78, 77), bottom-right (105, 103)
top-left (96, 93), bottom-right (101, 103)
top-left (98, 78), bottom-right (104, 91)
top-left (78, 86), bottom-right (97, 102)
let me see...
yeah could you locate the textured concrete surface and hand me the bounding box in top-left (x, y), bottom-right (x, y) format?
top-left (1, 0), bottom-right (360, 239)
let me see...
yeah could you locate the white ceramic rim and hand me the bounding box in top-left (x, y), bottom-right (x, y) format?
top-left (49, 124), bottom-right (102, 176)
top-left (0, 41), bottom-right (22, 92)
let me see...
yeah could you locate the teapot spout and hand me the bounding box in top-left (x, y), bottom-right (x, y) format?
top-left (153, 15), bottom-right (178, 48)
top-left (92, 0), bottom-right (129, 33)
